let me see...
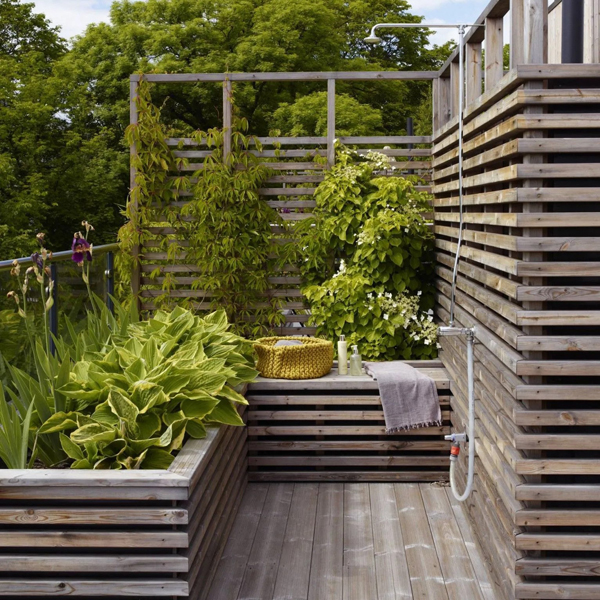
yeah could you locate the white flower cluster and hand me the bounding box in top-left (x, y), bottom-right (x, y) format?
top-left (364, 150), bottom-right (392, 171)
top-left (365, 291), bottom-right (438, 348)
top-left (331, 259), bottom-right (346, 278)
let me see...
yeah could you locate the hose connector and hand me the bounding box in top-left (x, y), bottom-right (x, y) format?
top-left (450, 443), bottom-right (460, 462)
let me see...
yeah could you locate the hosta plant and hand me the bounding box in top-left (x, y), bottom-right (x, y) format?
top-left (38, 308), bottom-right (257, 469)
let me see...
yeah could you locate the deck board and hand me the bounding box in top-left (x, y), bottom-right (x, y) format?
top-left (273, 483), bottom-right (319, 600)
top-left (236, 484), bottom-right (293, 600)
top-left (342, 483), bottom-right (378, 600)
top-left (207, 483), bottom-right (501, 600)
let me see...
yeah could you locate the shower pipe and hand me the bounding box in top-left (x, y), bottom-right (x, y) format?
top-left (365, 22), bottom-right (481, 501)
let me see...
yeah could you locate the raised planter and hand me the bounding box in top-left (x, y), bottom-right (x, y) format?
top-left (0, 413), bottom-right (247, 598)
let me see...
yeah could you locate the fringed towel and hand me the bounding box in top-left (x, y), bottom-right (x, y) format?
top-left (364, 361), bottom-right (442, 433)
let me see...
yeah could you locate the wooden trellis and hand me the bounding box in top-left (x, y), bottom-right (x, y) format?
top-left (129, 71), bottom-right (434, 333)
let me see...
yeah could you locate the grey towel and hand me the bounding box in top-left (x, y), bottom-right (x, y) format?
top-left (364, 361), bottom-right (442, 434)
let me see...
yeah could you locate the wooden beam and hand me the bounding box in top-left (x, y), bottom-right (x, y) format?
top-left (510, 0), bottom-right (548, 66)
top-left (450, 61), bottom-right (460, 119)
top-left (466, 42), bottom-right (483, 105)
top-left (222, 78), bottom-right (232, 161)
top-left (485, 17), bottom-right (504, 89)
top-left (327, 79), bottom-right (335, 168)
top-left (133, 71), bottom-right (439, 83)
top-left (129, 77), bottom-right (140, 310)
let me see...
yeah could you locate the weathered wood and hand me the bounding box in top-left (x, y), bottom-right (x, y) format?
top-left (516, 485), bottom-right (600, 501)
top-left (396, 483), bottom-right (449, 599)
top-left (0, 507), bottom-right (187, 525)
top-left (236, 484), bottom-right (293, 599)
top-left (0, 555), bottom-right (189, 573)
top-left (516, 558), bottom-right (600, 576)
top-left (343, 484), bottom-right (378, 600)
top-left (327, 78), bottom-right (336, 168)
top-left (369, 483), bottom-right (412, 600)
top-left (272, 483), bottom-right (319, 600)
top-left (0, 427), bottom-right (243, 597)
top-left (205, 484), bottom-right (269, 600)
top-left (138, 71), bottom-right (439, 83)
top-left (0, 531), bottom-right (188, 548)
top-left (249, 471), bottom-right (449, 482)
top-left (466, 42), bottom-right (483, 106)
top-left (485, 17), bottom-right (504, 89)
top-left (516, 582), bottom-right (600, 599)
top-left (308, 483), bottom-right (344, 600)
top-left (0, 579), bottom-right (188, 596)
top-left (421, 484), bottom-right (485, 600)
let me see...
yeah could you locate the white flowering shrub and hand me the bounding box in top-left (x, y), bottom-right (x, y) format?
top-left (300, 147), bottom-right (437, 360)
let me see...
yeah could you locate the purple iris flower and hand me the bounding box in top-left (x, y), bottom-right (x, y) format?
top-left (72, 233), bottom-right (92, 264)
top-left (31, 252), bottom-right (43, 271)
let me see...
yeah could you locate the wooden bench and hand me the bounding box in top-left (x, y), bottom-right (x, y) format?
top-left (246, 362), bottom-right (452, 482)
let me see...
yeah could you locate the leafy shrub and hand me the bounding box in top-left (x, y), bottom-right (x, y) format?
top-left (38, 308), bottom-right (256, 470)
top-left (300, 148), bottom-right (437, 361)
top-left (120, 78), bottom-right (290, 336)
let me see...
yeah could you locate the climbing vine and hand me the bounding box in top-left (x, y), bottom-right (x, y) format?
top-left (181, 122), bottom-right (287, 336)
top-left (117, 75), bottom-right (185, 300)
top-left (118, 76), bottom-right (287, 336)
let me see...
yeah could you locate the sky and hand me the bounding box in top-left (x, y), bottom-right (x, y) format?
top-left (31, 0), bottom-right (491, 46)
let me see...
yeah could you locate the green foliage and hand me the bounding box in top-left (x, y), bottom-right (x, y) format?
top-left (0, 0), bottom-right (453, 259)
top-left (0, 384), bottom-right (33, 469)
top-left (300, 148), bottom-right (437, 361)
top-left (39, 307), bottom-right (256, 469)
top-left (121, 79), bottom-right (288, 335)
top-left (0, 293), bottom-right (256, 470)
top-left (0, 0), bottom-right (126, 258)
top-left (181, 122), bottom-right (288, 336)
top-left (273, 92), bottom-right (383, 137)
top-left (118, 76), bottom-right (184, 298)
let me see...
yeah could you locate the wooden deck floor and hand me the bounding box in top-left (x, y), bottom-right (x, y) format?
top-left (206, 482), bottom-right (502, 600)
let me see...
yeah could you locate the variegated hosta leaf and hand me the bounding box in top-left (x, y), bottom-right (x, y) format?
top-left (53, 307), bottom-right (257, 470)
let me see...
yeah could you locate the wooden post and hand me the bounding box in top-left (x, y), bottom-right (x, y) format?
top-left (327, 78), bottom-right (336, 168)
top-left (432, 77), bottom-right (441, 133)
top-left (223, 78), bottom-right (232, 161)
top-left (129, 76), bottom-right (140, 310)
top-left (592, 0), bottom-right (600, 62)
top-left (466, 42), bottom-right (483, 106)
top-left (450, 61), bottom-right (460, 119)
top-left (485, 17), bottom-right (504, 89)
top-left (439, 76), bottom-right (451, 128)
top-left (511, 0), bottom-right (548, 67)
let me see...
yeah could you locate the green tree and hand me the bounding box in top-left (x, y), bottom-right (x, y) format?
top-left (0, 0), bottom-right (66, 257)
top-left (0, 0), bottom-right (453, 258)
top-left (273, 92), bottom-right (384, 137)
top-left (0, 0), bottom-right (127, 258)
top-left (61, 0), bottom-right (452, 137)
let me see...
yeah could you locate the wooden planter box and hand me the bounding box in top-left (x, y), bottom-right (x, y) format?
top-left (0, 417), bottom-right (247, 598)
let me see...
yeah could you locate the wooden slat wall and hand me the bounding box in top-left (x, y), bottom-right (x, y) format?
top-left (433, 5), bottom-right (600, 598)
top-left (245, 364), bottom-right (452, 482)
top-left (0, 418), bottom-right (246, 597)
top-left (133, 73), bottom-right (432, 334)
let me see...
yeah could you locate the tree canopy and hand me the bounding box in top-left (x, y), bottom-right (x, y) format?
top-left (0, 0), bottom-right (452, 257)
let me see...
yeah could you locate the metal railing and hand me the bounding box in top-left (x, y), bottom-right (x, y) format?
top-left (0, 244), bottom-right (120, 351)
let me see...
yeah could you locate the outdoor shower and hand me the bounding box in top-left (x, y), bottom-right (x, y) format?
top-left (365, 22), bottom-right (480, 501)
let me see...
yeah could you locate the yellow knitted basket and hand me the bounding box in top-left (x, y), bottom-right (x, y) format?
top-left (254, 337), bottom-right (334, 380)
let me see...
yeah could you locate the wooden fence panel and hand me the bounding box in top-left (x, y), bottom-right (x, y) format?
top-left (434, 63), bottom-right (600, 600)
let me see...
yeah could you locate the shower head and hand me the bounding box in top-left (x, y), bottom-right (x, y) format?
top-left (364, 33), bottom-right (382, 44)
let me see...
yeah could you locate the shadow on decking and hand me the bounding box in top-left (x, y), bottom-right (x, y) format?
top-left (206, 482), bottom-right (502, 600)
